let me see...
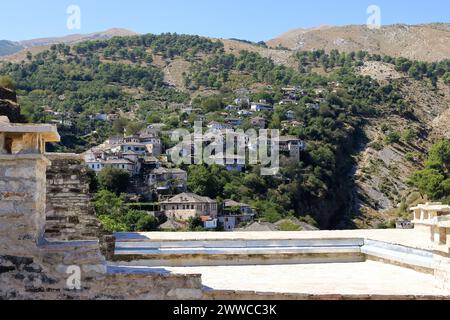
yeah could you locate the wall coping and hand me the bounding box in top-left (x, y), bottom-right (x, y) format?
top-left (0, 153), bottom-right (51, 165)
top-left (45, 153), bottom-right (84, 161)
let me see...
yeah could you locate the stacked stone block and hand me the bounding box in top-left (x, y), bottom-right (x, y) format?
top-left (45, 153), bottom-right (101, 241)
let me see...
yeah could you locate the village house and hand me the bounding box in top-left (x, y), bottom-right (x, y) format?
top-left (139, 136), bottom-right (162, 156)
top-left (237, 110), bottom-right (253, 117)
top-left (147, 167), bottom-right (187, 193)
top-left (306, 103), bottom-right (320, 110)
top-left (250, 102), bottom-right (273, 112)
top-left (200, 216), bottom-right (218, 230)
top-left (83, 129), bottom-right (163, 179)
top-left (225, 105), bottom-right (241, 111)
top-left (141, 156), bottom-right (161, 171)
top-left (93, 113), bottom-right (108, 122)
top-left (123, 150), bottom-right (140, 163)
top-left (219, 199), bottom-right (255, 231)
top-left (115, 141), bottom-right (147, 154)
top-left (281, 120), bottom-right (305, 132)
top-left (225, 118), bottom-right (242, 127)
top-left (282, 87), bottom-right (304, 100)
top-left (86, 158), bottom-right (105, 172)
top-left (181, 107), bottom-right (202, 115)
top-left (103, 158), bottom-right (137, 175)
top-left (234, 97), bottom-right (250, 106)
top-left (251, 116), bottom-right (267, 129)
top-left (279, 136), bottom-right (307, 158)
top-left (279, 99), bottom-right (299, 106)
top-left (207, 121), bottom-right (234, 131)
top-left (247, 135), bottom-right (306, 160)
top-left (160, 193), bottom-right (218, 221)
top-left (286, 110), bottom-right (296, 120)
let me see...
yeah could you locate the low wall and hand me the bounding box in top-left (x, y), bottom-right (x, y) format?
top-left (113, 238), bottom-right (365, 267)
top-left (112, 235), bottom-right (439, 276)
top-left (0, 242), bottom-right (203, 300)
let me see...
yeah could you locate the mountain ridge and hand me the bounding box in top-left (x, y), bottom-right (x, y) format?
top-left (267, 23), bottom-right (450, 62)
top-left (0, 28), bottom-right (137, 58)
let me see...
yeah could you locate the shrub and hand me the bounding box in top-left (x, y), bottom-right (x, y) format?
top-left (277, 220), bottom-right (301, 231)
top-left (98, 168), bottom-right (130, 195)
top-left (0, 76), bottom-right (15, 90)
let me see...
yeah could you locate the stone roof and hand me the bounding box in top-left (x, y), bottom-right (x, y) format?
top-left (240, 222), bottom-right (279, 232)
top-left (123, 150), bottom-right (139, 155)
top-left (143, 156), bottom-right (160, 163)
top-left (159, 219), bottom-right (186, 231)
top-left (161, 192), bottom-right (216, 204)
top-left (153, 167), bottom-right (186, 175)
top-left (279, 135), bottom-right (302, 142)
top-left (224, 199), bottom-right (250, 208)
top-left (104, 158), bottom-right (134, 165)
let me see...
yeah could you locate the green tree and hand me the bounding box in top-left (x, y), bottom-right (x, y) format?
top-left (112, 118), bottom-right (128, 135)
top-left (426, 139), bottom-right (450, 173)
top-left (385, 131), bottom-right (401, 144)
top-left (86, 168), bottom-right (99, 193)
top-left (187, 165), bottom-right (219, 198)
top-left (94, 189), bottom-right (126, 217)
top-left (0, 76), bottom-right (15, 90)
top-left (98, 168), bottom-right (130, 194)
top-left (410, 140), bottom-right (450, 202)
top-left (201, 97), bottom-right (224, 112)
top-left (189, 216), bottom-right (205, 231)
top-left (126, 121), bottom-right (144, 136)
top-left (123, 210), bottom-right (158, 232)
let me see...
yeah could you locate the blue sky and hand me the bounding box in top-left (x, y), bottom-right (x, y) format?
top-left (1, 0), bottom-right (449, 41)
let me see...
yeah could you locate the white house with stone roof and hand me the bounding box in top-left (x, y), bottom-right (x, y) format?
top-left (160, 192), bottom-right (218, 221)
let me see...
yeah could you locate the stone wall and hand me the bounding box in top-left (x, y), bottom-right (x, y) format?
top-left (0, 152), bottom-right (203, 300)
top-left (1, 241), bottom-right (203, 300)
top-left (45, 153), bottom-right (101, 241)
top-left (0, 154), bottom-right (49, 256)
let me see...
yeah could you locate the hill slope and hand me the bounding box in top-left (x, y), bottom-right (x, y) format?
top-left (268, 24), bottom-right (450, 62)
top-left (0, 31), bottom-right (448, 229)
top-left (0, 28), bottom-right (137, 60)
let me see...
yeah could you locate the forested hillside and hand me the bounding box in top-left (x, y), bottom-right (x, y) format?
top-left (0, 32), bottom-right (448, 229)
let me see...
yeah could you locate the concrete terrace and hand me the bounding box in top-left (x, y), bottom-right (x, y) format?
top-left (114, 262), bottom-right (447, 298)
top-left (110, 229), bottom-right (450, 299)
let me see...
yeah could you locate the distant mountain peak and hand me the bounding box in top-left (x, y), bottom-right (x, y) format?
top-left (0, 28), bottom-right (138, 58)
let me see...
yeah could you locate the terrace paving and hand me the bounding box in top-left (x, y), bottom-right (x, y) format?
top-left (112, 261), bottom-right (448, 297)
